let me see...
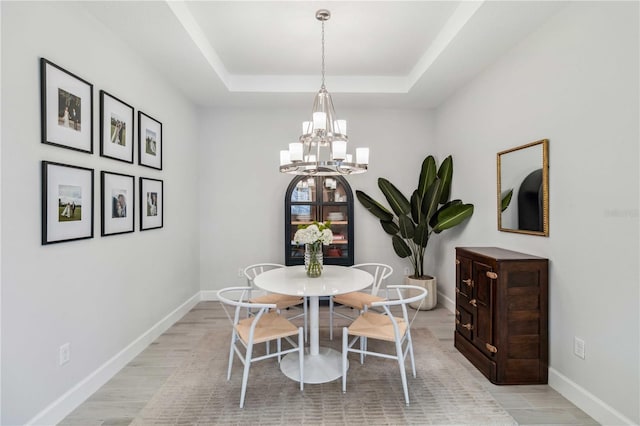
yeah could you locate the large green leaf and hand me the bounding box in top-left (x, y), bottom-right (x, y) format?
top-left (380, 220), bottom-right (399, 235)
top-left (501, 189), bottom-right (513, 212)
top-left (430, 199), bottom-right (462, 228)
top-left (417, 156), bottom-right (437, 201)
top-left (398, 215), bottom-right (416, 239)
top-left (432, 203), bottom-right (474, 233)
top-left (413, 223), bottom-right (429, 247)
top-left (378, 178), bottom-right (411, 216)
top-left (392, 235), bottom-right (412, 258)
top-left (356, 190), bottom-right (393, 221)
top-left (437, 155), bottom-right (453, 204)
top-left (410, 190), bottom-right (422, 224)
top-left (421, 178), bottom-right (442, 221)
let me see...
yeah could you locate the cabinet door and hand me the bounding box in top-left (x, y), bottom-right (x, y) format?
top-left (472, 260), bottom-right (495, 356)
top-left (457, 255), bottom-right (473, 301)
top-left (320, 177), bottom-right (351, 263)
top-left (455, 255), bottom-right (474, 337)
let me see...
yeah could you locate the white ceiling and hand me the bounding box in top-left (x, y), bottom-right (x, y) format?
top-left (82, 1), bottom-right (567, 109)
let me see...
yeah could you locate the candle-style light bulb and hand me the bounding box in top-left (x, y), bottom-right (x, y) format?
top-left (289, 143), bottom-right (303, 162)
top-left (313, 112), bottom-right (326, 130)
top-left (334, 119), bottom-right (347, 135)
top-left (280, 150), bottom-right (290, 166)
top-left (356, 147), bottom-right (369, 165)
top-left (332, 140), bottom-right (347, 160)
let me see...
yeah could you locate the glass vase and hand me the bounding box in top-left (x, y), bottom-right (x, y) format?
top-left (304, 242), bottom-right (323, 278)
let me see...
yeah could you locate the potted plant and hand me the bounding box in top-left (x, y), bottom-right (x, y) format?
top-left (356, 155), bottom-right (474, 309)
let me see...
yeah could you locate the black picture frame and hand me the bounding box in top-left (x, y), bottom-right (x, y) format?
top-left (101, 171), bottom-right (135, 237)
top-left (138, 111), bottom-right (162, 170)
top-left (140, 177), bottom-right (163, 231)
top-left (40, 58), bottom-right (93, 153)
top-left (42, 161), bottom-right (94, 245)
top-left (100, 91), bottom-right (134, 163)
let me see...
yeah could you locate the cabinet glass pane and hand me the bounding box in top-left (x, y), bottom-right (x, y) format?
top-left (290, 179), bottom-right (316, 203)
top-left (290, 205), bottom-right (317, 223)
top-left (324, 243), bottom-right (348, 260)
top-left (322, 177), bottom-right (348, 202)
top-left (323, 205), bottom-right (348, 224)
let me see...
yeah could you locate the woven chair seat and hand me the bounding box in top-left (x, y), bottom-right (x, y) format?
top-left (329, 263), bottom-right (393, 341)
top-left (249, 294), bottom-right (304, 310)
top-left (236, 311), bottom-right (299, 344)
top-left (347, 311), bottom-right (407, 342)
top-left (333, 291), bottom-right (385, 311)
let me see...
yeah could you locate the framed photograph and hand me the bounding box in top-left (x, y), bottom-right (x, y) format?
top-left (138, 111), bottom-right (162, 170)
top-left (101, 171), bottom-right (135, 237)
top-left (40, 58), bottom-right (93, 153)
top-left (140, 177), bottom-right (163, 231)
top-left (42, 161), bottom-right (94, 245)
top-left (100, 91), bottom-right (134, 163)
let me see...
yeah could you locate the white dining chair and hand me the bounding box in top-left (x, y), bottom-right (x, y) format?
top-left (244, 263), bottom-right (308, 340)
top-left (218, 286), bottom-right (304, 408)
top-left (341, 285), bottom-right (427, 406)
top-left (329, 263), bottom-right (393, 340)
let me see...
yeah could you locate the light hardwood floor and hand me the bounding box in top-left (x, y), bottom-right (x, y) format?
top-left (61, 301), bottom-right (598, 425)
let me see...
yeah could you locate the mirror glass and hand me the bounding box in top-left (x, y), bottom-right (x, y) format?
top-left (497, 139), bottom-right (549, 236)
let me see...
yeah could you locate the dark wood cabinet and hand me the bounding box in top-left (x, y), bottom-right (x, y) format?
top-left (454, 247), bottom-right (548, 384)
top-left (284, 175), bottom-right (354, 266)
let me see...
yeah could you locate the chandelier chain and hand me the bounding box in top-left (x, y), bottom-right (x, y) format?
top-left (321, 20), bottom-right (325, 89)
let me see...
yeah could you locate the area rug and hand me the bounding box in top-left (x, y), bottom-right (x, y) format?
top-left (130, 323), bottom-right (516, 426)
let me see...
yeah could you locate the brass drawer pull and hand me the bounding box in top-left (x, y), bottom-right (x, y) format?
top-left (455, 287), bottom-right (460, 294)
top-left (469, 299), bottom-right (477, 307)
top-left (462, 278), bottom-right (474, 288)
top-left (455, 259), bottom-right (460, 265)
top-left (486, 343), bottom-right (498, 353)
top-left (455, 309), bottom-right (460, 316)
top-left (461, 323), bottom-right (473, 331)
top-left (455, 319), bottom-right (460, 325)
top-left (486, 271), bottom-right (498, 279)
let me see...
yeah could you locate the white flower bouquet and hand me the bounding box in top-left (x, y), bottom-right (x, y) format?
top-left (294, 221), bottom-right (333, 245)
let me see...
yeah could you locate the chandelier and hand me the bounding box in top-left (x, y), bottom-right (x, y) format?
top-left (279, 9), bottom-right (369, 176)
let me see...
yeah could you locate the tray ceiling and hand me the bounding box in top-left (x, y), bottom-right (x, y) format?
top-left (82, 1), bottom-right (567, 108)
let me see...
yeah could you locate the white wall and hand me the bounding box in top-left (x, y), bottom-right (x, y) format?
top-left (198, 107), bottom-right (435, 292)
top-left (1, 2), bottom-right (200, 424)
top-left (433, 2), bottom-right (639, 424)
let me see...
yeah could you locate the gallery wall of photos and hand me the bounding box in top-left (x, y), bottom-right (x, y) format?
top-left (40, 57), bottom-right (164, 245)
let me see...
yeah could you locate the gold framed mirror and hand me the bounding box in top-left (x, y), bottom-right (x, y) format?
top-left (497, 139), bottom-right (549, 236)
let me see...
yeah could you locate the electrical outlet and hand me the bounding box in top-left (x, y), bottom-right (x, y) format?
top-left (574, 337), bottom-right (585, 359)
top-left (59, 343), bottom-right (70, 365)
top-left (238, 267), bottom-right (245, 278)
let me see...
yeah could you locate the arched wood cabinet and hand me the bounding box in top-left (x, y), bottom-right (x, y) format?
top-left (284, 175), bottom-right (354, 266)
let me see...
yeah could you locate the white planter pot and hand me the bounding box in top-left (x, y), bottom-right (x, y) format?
top-left (405, 275), bottom-right (437, 310)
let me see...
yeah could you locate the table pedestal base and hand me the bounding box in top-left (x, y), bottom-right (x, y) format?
top-left (280, 347), bottom-right (348, 384)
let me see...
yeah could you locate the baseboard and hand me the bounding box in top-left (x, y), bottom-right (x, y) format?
top-left (200, 290), bottom-right (219, 301)
top-left (548, 367), bottom-right (637, 425)
top-left (438, 290), bottom-right (455, 313)
top-left (26, 292), bottom-right (201, 426)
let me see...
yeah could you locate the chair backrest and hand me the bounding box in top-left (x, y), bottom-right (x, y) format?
top-left (243, 263), bottom-right (285, 286)
top-left (370, 285), bottom-right (427, 338)
top-left (217, 286), bottom-right (277, 340)
top-left (351, 263), bottom-right (393, 296)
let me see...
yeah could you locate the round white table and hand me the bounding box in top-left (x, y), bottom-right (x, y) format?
top-left (253, 265), bottom-right (373, 384)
